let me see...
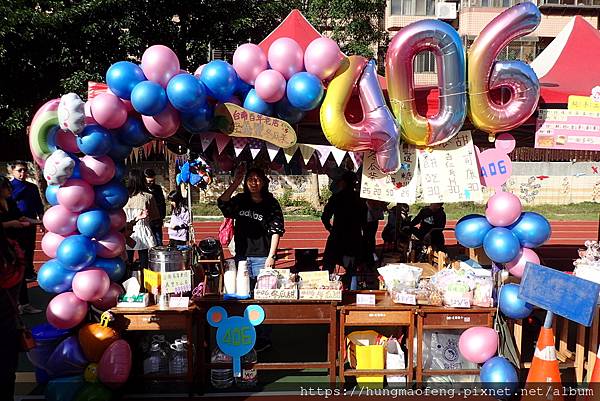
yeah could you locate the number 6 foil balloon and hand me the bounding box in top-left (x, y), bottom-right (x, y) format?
top-left (320, 56), bottom-right (400, 173)
top-left (386, 19), bottom-right (466, 147)
top-left (468, 2), bottom-right (541, 136)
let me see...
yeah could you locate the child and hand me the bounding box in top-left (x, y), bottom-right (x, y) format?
top-left (167, 190), bottom-right (190, 246)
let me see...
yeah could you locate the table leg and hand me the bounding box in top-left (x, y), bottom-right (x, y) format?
top-left (329, 304), bottom-right (337, 386)
top-left (576, 322), bottom-right (586, 384)
top-left (587, 307), bottom-right (599, 382)
top-left (416, 313), bottom-right (423, 385)
top-left (513, 320), bottom-right (523, 367)
top-left (339, 311), bottom-right (345, 385)
top-left (407, 311), bottom-right (414, 384)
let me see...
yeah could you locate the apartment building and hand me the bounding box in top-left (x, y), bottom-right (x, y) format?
top-left (385, 0), bottom-right (600, 85)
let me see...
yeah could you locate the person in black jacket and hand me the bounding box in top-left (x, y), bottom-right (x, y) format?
top-left (410, 203), bottom-right (446, 250)
top-left (144, 168), bottom-right (166, 246)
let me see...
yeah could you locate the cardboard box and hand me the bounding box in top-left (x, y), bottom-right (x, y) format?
top-left (253, 288), bottom-right (298, 300)
top-left (299, 288), bottom-right (342, 301)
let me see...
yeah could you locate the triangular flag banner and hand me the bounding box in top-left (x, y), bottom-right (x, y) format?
top-left (331, 147), bottom-right (347, 167)
top-left (284, 144), bottom-right (298, 163)
top-left (298, 144), bottom-right (315, 165)
top-left (350, 152), bottom-right (363, 169)
top-left (249, 138), bottom-right (263, 159)
top-left (265, 142), bottom-right (280, 161)
top-left (200, 132), bottom-right (216, 152)
top-left (233, 137), bottom-right (248, 156)
top-left (314, 145), bottom-right (332, 167)
top-left (215, 133), bottom-right (230, 155)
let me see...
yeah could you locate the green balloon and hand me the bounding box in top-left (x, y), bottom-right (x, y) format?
top-left (73, 383), bottom-right (112, 401)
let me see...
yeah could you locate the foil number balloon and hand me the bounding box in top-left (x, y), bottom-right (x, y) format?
top-left (468, 2), bottom-right (541, 136)
top-left (386, 19), bottom-right (466, 147)
top-left (320, 56), bottom-right (401, 174)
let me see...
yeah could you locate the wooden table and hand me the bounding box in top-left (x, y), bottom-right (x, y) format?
top-left (416, 306), bottom-right (496, 383)
top-left (109, 305), bottom-right (198, 386)
top-left (195, 296), bottom-right (338, 387)
top-left (338, 291), bottom-right (415, 385)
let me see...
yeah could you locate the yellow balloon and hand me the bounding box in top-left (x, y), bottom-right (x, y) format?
top-left (84, 363), bottom-right (98, 383)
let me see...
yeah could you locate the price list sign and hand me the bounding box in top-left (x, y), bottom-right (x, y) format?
top-left (360, 145), bottom-right (417, 204)
top-left (418, 131), bottom-right (483, 203)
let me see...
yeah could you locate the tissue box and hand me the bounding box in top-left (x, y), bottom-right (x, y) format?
top-left (116, 293), bottom-right (149, 308)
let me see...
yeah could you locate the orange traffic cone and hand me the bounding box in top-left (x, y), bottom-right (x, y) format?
top-left (526, 325), bottom-right (563, 401)
top-left (590, 344), bottom-right (600, 383)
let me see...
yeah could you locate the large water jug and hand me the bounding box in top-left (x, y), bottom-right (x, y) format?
top-left (169, 340), bottom-right (188, 375)
top-left (235, 348), bottom-right (258, 389)
top-left (143, 342), bottom-right (168, 375)
top-left (210, 346), bottom-right (233, 389)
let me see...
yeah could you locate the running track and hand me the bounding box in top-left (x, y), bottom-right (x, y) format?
top-left (33, 220), bottom-right (598, 271)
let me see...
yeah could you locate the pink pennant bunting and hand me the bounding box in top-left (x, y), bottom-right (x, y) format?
top-left (233, 137), bottom-right (249, 156)
top-left (249, 138), bottom-right (263, 159)
top-left (314, 145), bottom-right (332, 167)
top-left (265, 143), bottom-right (280, 161)
top-left (330, 148), bottom-right (347, 167)
top-left (200, 132), bottom-right (216, 152)
top-left (350, 152), bottom-right (363, 169)
top-left (215, 134), bottom-right (230, 155)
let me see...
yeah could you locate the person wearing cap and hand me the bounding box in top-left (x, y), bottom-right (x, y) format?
top-left (321, 170), bottom-right (367, 290)
top-left (144, 168), bottom-right (166, 246)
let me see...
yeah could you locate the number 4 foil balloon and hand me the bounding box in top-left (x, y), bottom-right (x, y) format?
top-left (468, 2), bottom-right (541, 137)
top-left (320, 56), bottom-right (401, 174)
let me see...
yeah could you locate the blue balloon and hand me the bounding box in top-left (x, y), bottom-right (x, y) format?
top-left (235, 79), bottom-right (253, 98)
top-left (130, 80), bottom-right (167, 116)
top-left (199, 60), bottom-right (238, 101)
top-left (167, 73), bottom-right (207, 112)
top-left (286, 72), bottom-right (324, 111)
top-left (46, 185), bottom-right (60, 206)
top-left (94, 180), bottom-right (128, 211)
top-left (38, 259), bottom-right (76, 293)
top-left (76, 125), bottom-right (112, 156)
top-left (93, 257), bottom-right (126, 281)
top-left (56, 235), bottom-right (96, 271)
top-left (275, 96), bottom-right (305, 124)
top-left (117, 116), bottom-right (151, 147)
top-left (243, 89), bottom-right (273, 116)
top-left (106, 61), bottom-right (146, 100)
top-left (509, 212), bottom-right (551, 248)
top-left (45, 375), bottom-right (85, 401)
top-left (483, 227), bottom-right (521, 263)
top-left (45, 336), bottom-right (88, 378)
top-left (108, 135), bottom-right (132, 160)
top-left (480, 356), bottom-right (519, 397)
top-left (181, 104), bottom-right (214, 133)
top-left (499, 283), bottom-right (533, 319)
top-left (455, 214), bottom-right (493, 249)
top-left (114, 161), bottom-right (126, 181)
top-left (35, 368), bottom-right (50, 385)
top-left (77, 209), bottom-right (110, 238)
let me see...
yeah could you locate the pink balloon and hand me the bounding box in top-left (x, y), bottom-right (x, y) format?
top-left (43, 205), bottom-right (79, 235)
top-left (108, 209), bottom-right (127, 231)
top-left (41, 232), bottom-right (69, 258)
top-left (98, 339), bottom-right (132, 388)
top-left (267, 38), bottom-right (304, 80)
top-left (55, 130), bottom-right (80, 153)
top-left (485, 191), bottom-right (522, 227)
top-left (142, 105), bottom-right (180, 138)
top-left (95, 231), bottom-right (125, 259)
top-left (233, 43), bottom-right (268, 85)
top-left (90, 93), bottom-right (127, 129)
top-left (141, 45), bottom-right (180, 88)
top-left (506, 248), bottom-right (540, 278)
top-left (73, 268), bottom-right (110, 302)
top-left (57, 179), bottom-right (95, 213)
top-left (304, 37), bottom-right (343, 81)
top-left (254, 70), bottom-right (286, 103)
top-left (194, 64), bottom-right (206, 78)
top-left (83, 101), bottom-right (97, 125)
top-left (458, 326), bottom-right (499, 364)
top-left (79, 155), bottom-right (116, 186)
top-left (46, 292), bottom-right (88, 330)
top-left (92, 282), bottom-right (124, 310)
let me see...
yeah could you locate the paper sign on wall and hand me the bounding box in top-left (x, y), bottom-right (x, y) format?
top-left (360, 145), bottom-right (417, 204)
top-left (162, 270), bottom-right (192, 294)
top-left (418, 131), bottom-right (483, 203)
top-left (535, 109), bottom-right (600, 151)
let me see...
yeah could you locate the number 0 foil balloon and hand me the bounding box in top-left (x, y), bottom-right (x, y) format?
top-left (386, 19), bottom-right (466, 147)
top-left (320, 56), bottom-right (400, 174)
top-left (468, 2), bottom-right (541, 135)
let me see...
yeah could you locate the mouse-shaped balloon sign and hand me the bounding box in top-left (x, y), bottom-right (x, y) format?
top-left (207, 305), bottom-right (265, 377)
top-left (475, 133), bottom-right (515, 191)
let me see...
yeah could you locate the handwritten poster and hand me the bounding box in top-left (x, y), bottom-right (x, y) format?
top-left (360, 145), bottom-right (418, 204)
top-left (215, 103), bottom-right (297, 148)
top-left (535, 109), bottom-right (600, 151)
top-left (162, 270), bottom-right (192, 294)
top-left (418, 131), bottom-right (483, 203)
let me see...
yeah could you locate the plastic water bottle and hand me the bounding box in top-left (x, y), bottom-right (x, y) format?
top-left (235, 348), bottom-right (258, 389)
top-left (210, 346), bottom-right (233, 389)
top-left (143, 342), bottom-right (168, 375)
top-left (169, 340), bottom-right (188, 375)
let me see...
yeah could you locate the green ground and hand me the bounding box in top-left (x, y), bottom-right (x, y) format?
top-left (194, 202), bottom-right (600, 221)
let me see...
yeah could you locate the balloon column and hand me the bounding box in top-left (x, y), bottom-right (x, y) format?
top-left (458, 327), bottom-right (519, 394)
top-left (28, 313), bottom-right (131, 401)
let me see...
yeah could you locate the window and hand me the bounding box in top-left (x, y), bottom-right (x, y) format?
top-left (462, 0), bottom-right (525, 6)
top-left (414, 51), bottom-right (436, 73)
top-left (391, 0), bottom-right (435, 16)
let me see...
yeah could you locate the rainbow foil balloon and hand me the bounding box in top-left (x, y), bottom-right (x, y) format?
top-left (468, 2), bottom-right (541, 136)
top-left (386, 19), bottom-right (466, 147)
top-left (320, 56), bottom-right (400, 173)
